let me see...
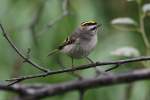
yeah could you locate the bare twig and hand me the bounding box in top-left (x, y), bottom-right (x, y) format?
top-left (34, 68), bottom-right (150, 98)
top-left (0, 24), bottom-right (50, 73)
top-left (26, 48), bottom-right (31, 59)
top-left (79, 90), bottom-right (85, 100)
top-left (1, 68), bottom-right (150, 99)
top-left (29, 1), bottom-right (46, 47)
top-left (137, 2), bottom-right (150, 49)
top-left (105, 64), bottom-right (120, 72)
top-left (124, 83), bottom-right (133, 100)
top-left (47, 0), bottom-right (70, 27)
top-left (37, 0), bottom-right (70, 36)
top-left (7, 80), bottom-right (23, 86)
top-left (6, 56), bottom-right (150, 84)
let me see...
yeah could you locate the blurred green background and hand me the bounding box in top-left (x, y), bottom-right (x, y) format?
top-left (0, 0), bottom-right (150, 100)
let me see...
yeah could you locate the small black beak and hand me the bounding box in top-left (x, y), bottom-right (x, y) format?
top-left (96, 24), bottom-right (102, 28)
top-left (90, 24), bottom-right (102, 31)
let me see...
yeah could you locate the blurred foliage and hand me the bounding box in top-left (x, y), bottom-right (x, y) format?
top-left (0, 0), bottom-right (150, 100)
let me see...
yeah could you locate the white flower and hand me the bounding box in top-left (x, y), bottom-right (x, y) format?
top-left (111, 47), bottom-right (140, 57)
top-left (142, 4), bottom-right (150, 16)
top-left (111, 17), bottom-right (138, 30)
top-left (111, 18), bottom-right (137, 26)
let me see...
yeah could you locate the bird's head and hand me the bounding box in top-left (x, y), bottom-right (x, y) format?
top-left (80, 21), bottom-right (101, 34)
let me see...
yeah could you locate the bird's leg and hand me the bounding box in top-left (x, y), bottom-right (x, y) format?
top-left (71, 57), bottom-right (83, 80)
top-left (85, 56), bottom-right (102, 77)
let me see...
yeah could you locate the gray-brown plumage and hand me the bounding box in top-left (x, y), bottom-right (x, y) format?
top-left (48, 21), bottom-right (101, 59)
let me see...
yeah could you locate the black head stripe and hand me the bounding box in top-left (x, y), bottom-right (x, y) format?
top-left (81, 21), bottom-right (97, 26)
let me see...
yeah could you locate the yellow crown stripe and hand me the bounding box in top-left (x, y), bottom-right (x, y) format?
top-left (81, 21), bottom-right (97, 26)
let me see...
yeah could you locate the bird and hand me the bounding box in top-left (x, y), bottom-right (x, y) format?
top-left (47, 20), bottom-right (101, 77)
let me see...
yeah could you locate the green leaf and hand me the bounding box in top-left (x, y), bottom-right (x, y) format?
top-left (111, 17), bottom-right (138, 31)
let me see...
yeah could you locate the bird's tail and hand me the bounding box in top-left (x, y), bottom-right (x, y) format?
top-left (47, 49), bottom-right (59, 57)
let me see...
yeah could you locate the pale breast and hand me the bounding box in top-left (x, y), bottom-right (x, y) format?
top-left (61, 35), bottom-right (97, 58)
top-left (81, 35), bottom-right (97, 52)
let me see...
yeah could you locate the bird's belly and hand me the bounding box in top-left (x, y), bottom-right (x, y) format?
top-left (61, 36), bottom-right (97, 58)
top-left (61, 44), bottom-right (87, 58)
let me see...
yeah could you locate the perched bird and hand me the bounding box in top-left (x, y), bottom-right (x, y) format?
top-left (48, 20), bottom-right (101, 66)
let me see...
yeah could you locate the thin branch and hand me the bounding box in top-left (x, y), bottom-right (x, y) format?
top-left (105, 64), bottom-right (120, 72)
top-left (6, 56), bottom-right (150, 84)
top-left (35, 68), bottom-right (150, 98)
top-left (0, 24), bottom-right (50, 73)
top-left (26, 48), bottom-right (31, 60)
top-left (1, 68), bottom-right (150, 99)
top-left (0, 84), bottom-right (27, 95)
top-left (137, 2), bottom-right (150, 49)
top-left (47, 0), bottom-right (70, 27)
top-left (29, 1), bottom-right (46, 47)
top-left (124, 83), bottom-right (133, 100)
top-left (79, 90), bottom-right (85, 100)
top-left (139, 15), bottom-right (150, 49)
top-left (37, 0), bottom-right (70, 36)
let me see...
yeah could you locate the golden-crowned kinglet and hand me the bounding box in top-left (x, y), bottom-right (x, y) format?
top-left (48, 21), bottom-right (101, 65)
